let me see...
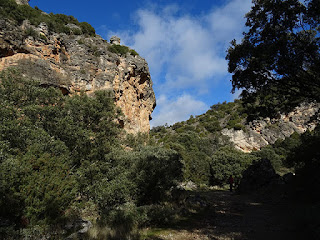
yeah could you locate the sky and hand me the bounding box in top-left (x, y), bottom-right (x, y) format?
top-left (29, 0), bottom-right (253, 127)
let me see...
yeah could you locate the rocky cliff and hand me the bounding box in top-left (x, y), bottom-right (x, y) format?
top-left (0, 8), bottom-right (155, 133)
top-left (15, 0), bottom-right (29, 5)
top-left (221, 102), bottom-right (320, 152)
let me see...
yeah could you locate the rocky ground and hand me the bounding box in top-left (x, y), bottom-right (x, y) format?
top-left (143, 190), bottom-right (303, 240)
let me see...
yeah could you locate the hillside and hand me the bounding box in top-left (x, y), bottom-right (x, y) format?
top-left (1, 0), bottom-right (319, 239)
top-left (150, 100), bottom-right (319, 185)
top-left (152, 100), bottom-right (319, 152)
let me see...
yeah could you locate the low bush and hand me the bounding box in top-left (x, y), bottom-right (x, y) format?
top-left (108, 44), bottom-right (139, 56)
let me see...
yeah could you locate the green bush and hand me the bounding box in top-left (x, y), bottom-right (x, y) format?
top-left (129, 49), bottom-right (139, 56)
top-left (0, 69), bottom-right (121, 228)
top-left (130, 146), bottom-right (183, 204)
top-left (108, 45), bottom-right (139, 56)
top-left (24, 27), bottom-right (38, 38)
top-left (251, 146), bottom-right (284, 172)
top-left (210, 146), bottom-right (256, 186)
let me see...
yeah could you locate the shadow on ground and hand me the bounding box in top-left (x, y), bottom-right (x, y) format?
top-left (143, 190), bottom-right (303, 240)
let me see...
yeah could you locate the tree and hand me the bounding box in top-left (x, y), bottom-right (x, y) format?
top-left (226, 0), bottom-right (320, 118)
top-left (210, 146), bottom-right (256, 186)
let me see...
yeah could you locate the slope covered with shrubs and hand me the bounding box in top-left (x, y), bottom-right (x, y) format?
top-left (0, 69), bottom-right (182, 238)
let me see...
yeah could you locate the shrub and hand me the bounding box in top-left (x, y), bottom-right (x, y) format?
top-left (0, 69), bottom-right (121, 227)
top-left (251, 146), bottom-right (284, 172)
top-left (108, 45), bottom-right (139, 56)
top-left (24, 27), bottom-right (38, 38)
top-left (133, 147), bottom-right (183, 204)
top-left (108, 45), bottom-right (129, 55)
top-left (129, 49), bottom-right (139, 56)
top-left (78, 38), bottom-right (85, 45)
top-left (210, 146), bottom-right (256, 186)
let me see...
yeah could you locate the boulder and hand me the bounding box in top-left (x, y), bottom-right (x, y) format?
top-left (110, 36), bottom-right (121, 45)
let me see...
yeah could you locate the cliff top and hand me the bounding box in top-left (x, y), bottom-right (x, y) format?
top-left (15, 0), bottom-right (29, 5)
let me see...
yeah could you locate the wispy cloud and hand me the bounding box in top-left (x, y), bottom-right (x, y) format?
top-left (150, 94), bottom-right (208, 127)
top-left (101, 0), bottom-right (252, 127)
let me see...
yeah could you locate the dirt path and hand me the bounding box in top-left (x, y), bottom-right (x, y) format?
top-left (146, 190), bottom-right (300, 240)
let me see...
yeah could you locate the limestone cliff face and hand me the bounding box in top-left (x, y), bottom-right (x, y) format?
top-left (221, 102), bottom-right (320, 152)
top-left (15, 0), bottom-right (29, 5)
top-left (0, 19), bottom-right (156, 134)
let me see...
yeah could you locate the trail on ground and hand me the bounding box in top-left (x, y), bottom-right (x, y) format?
top-left (150, 190), bottom-right (300, 240)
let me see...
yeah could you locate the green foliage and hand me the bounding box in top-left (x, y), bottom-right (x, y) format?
top-left (226, 0), bottom-right (320, 117)
top-left (108, 44), bottom-right (139, 56)
top-left (210, 146), bottom-right (256, 186)
top-left (130, 146), bottom-right (183, 204)
top-left (24, 27), bottom-right (38, 38)
top-left (0, 69), bottom-right (121, 228)
top-left (78, 38), bottom-right (85, 45)
top-left (251, 146), bottom-right (284, 171)
top-left (0, 0), bottom-right (95, 36)
top-left (78, 21), bottom-right (96, 36)
top-left (87, 44), bottom-right (100, 57)
top-left (0, 68), bottom-right (186, 238)
top-left (150, 100), bottom-right (250, 185)
top-left (129, 49), bottom-right (139, 56)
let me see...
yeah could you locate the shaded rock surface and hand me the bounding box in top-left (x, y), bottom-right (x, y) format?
top-left (0, 18), bottom-right (156, 133)
top-left (222, 102), bottom-right (320, 152)
top-left (65, 219), bottom-right (92, 239)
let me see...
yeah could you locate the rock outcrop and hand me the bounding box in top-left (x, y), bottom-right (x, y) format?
top-left (0, 19), bottom-right (156, 134)
top-left (15, 0), bottom-right (29, 5)
top-left (222, 102), bottom-right (320, 152)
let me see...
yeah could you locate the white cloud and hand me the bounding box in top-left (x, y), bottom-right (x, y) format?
top-left (103, 0), bottom-right (252, 126)
top-left (127, 10), bottom-right (227, 90)
top-left (119, 0), bottom-right (252, 92)
top-left (150, 94), bottom-right (208, 127)
top-left (208, 0), bottom-right (252, 44)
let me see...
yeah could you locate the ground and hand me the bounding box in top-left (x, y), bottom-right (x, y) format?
top-left (142, 190), bottom-right (302, 240)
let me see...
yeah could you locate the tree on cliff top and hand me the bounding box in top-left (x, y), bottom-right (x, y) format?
top-left (226, 0), bottom-right (320, 118)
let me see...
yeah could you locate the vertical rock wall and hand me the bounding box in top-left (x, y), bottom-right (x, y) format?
top-left (0, 19), bottom-right (156, 134)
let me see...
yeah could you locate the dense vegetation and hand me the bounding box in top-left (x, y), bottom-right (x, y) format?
top-left (227, 0), bottom-right (320, 119)
top-left (150, 100), bottom-right (290, 186)
top-left (0, 69), bottom-right (182, 239)
top-left (0, 0), bottom-right (319, 238)
top-left (0, 0), bottom-right (95, 36)
top-left (226, 0), bottom-right (320, 200)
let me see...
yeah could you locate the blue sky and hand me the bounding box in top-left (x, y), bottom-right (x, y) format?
top-left (29, 0), bottom-right (253, 127)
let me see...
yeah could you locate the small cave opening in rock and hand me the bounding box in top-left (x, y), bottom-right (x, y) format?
top-left (119, 120), bottom-right (125, 128)
top-left (59, 87), bottom-right (70, 96)
top-left (139, 73), bottom-right (148, 84)
top-left (52, 48), bottom-right (59, 55)
top-left (0, 48), bottom-right (14, 58)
